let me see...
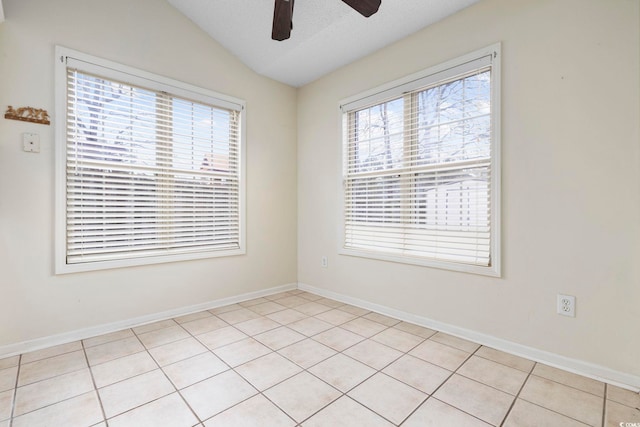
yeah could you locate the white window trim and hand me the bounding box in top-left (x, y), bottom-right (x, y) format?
top-left (337, 43), bottom-right (501, 277)
top-left (54, 46), bottom-right (247, 274)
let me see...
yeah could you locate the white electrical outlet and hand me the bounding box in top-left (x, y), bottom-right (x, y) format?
top-left (557, 294), bottom-right (576, 317)
top-left (321, 256), bottom-right (328, 268)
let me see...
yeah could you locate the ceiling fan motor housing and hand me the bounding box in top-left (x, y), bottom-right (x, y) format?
top-left (272, 0), bottom-right (381, 41)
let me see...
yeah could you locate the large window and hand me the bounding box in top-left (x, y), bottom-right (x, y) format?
top-left (340, 45), bottom-right (500, 276)
top-left (55, 47), bottom-right (246, 273)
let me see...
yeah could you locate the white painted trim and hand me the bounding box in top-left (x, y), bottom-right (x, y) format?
top-left (0, 0), bottom-right (4, 22)
top-left (0, 283), bottom-right (297, 359)
top-left (298, 282), bottom-right (640, 392)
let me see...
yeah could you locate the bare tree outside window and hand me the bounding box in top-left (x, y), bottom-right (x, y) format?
top-left (344, 68), bottom-right (493, 266)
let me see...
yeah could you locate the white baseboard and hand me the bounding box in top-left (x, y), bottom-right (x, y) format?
top-left (298, 282), bottom-right (640, 392)
top-left (4, 280), bottom-right (638, 392)
top-left (0, 283), bottom-right (297, 359)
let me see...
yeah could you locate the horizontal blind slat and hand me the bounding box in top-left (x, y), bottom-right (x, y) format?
top-left (342, 61), bottom-right (493, 268)
top-left (65, 67), bottom-right (242, 264)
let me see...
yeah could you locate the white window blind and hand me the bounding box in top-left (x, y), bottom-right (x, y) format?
top-left (340, 46), bottom-right (500, 276)
top-left (55, 47), bottom-right (245, 273)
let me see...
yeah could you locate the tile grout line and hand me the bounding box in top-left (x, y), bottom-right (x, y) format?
top-left (96, 328), bottom-right (178, 423)
top-left (157, 361), bottom-right (205, 425)
top-left (234, 318), bottom-right (346, 425)
top-left (514, 399), bottom-right (595, 426)
top-left (8, 354), bottom-right (21, 427)
top-left (9, 352), bottom-right (108, 423)
top-left (161, 309), bottom-right (298, 425)
top-left (295, 312), bottom-right (446, 425)
top-left (8, 368), bottom-right (110, 424)
top-left (83, 332), bottom-right (138, 351)
top-left (189, 327), bottom-right (245, 355)
top-left (453, 367), bottom-right (529, 400)
top-left (251, 295), bottom-right (319, 427)
top-left (88, 348), bottom-right (148, 371)
top-left (9, 352), bottom-right (97, 391)
top-left (18, 346), bottom-right (80, 365)
top-left (186, 327), bottom-right (300, 427)
top-left (512, 383), bottom-right (605, 426)
top-left (397, 343), bottom-right (484, 426)
top-left (133, 321), bottom-right (206, 426)
top-left (7, 291), bottom-right (615, 427)
top-left (266, 298), bottom-right (482, 425)
top-left (472, 352), bottom-right (534, 375)
top-left (19, 297), bottom-right (371, 424)
top-left (498, 359), bottom-right (536, 426)
top-left (9, 388), bottom-right (106, 424)
top-left (80, 340), bottom-right (109, 427)
top-left (216, 296), bottom-right (374, 424)
top-left (109, 330), bottom-right (155, 422)
top-left (601, 383), bottom-right (607, 427)
top-left (301, 366), bottom-right (372, 422)
top-left (12, 296), bottom-right (391, 426)
top-left (309, 290), bottom-right (610, 426)
top-left (527, 372), bottom-right (607, 399)
top-left (6, 293), bottom-right (324, 426)
top-left (228, 375), bottom-right (299, 425)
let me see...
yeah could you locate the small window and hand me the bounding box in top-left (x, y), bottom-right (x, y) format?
top-left (55, 47), bottom-right (246, 273)
top-left (340, 44), bottom-right (501, 276)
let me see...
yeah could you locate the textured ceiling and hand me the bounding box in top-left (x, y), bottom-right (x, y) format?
top-left (167, 0), bottom-right (480, 87)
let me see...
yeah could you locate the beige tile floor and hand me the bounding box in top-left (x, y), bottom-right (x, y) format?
top-left (1, 290), bottom-right (639, 426)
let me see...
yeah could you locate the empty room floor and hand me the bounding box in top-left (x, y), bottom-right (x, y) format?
top-left (1, 290), bottom-right (638, 426)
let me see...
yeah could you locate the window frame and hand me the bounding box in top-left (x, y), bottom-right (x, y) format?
top-left (338, 44), bottom-right (501, 277)
top-left (54, 46), bottom-right (247, 274)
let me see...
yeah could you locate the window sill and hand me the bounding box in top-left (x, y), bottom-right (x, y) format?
top-left (338, 247), bottom-right (501, 278)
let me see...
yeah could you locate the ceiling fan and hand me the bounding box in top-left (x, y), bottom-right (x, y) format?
top-left (272, 0), bottom-right (382, 41)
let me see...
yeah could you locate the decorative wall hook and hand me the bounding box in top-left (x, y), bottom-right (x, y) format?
top-left (4, 106), bottom-right (50, 125)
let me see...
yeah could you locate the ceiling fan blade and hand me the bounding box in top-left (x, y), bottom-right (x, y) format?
top-left (272, 0), bottom-right (295, 41)
top-left (341, 0), bottom-right (381, 17)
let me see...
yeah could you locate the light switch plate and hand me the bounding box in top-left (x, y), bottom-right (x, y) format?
top-left (23, 133), bottom-right (40, 153)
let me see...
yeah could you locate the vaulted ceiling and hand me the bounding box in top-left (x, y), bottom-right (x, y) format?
top-left (167, 0), bottom-right (480, 87)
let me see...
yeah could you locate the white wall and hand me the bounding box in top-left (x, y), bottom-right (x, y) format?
top-left (1, 0), bottom-right (639, 387)
top-left (298, 0), bottom-right (640, 379)
top-left (0, 0), bottom-right (297, 348)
